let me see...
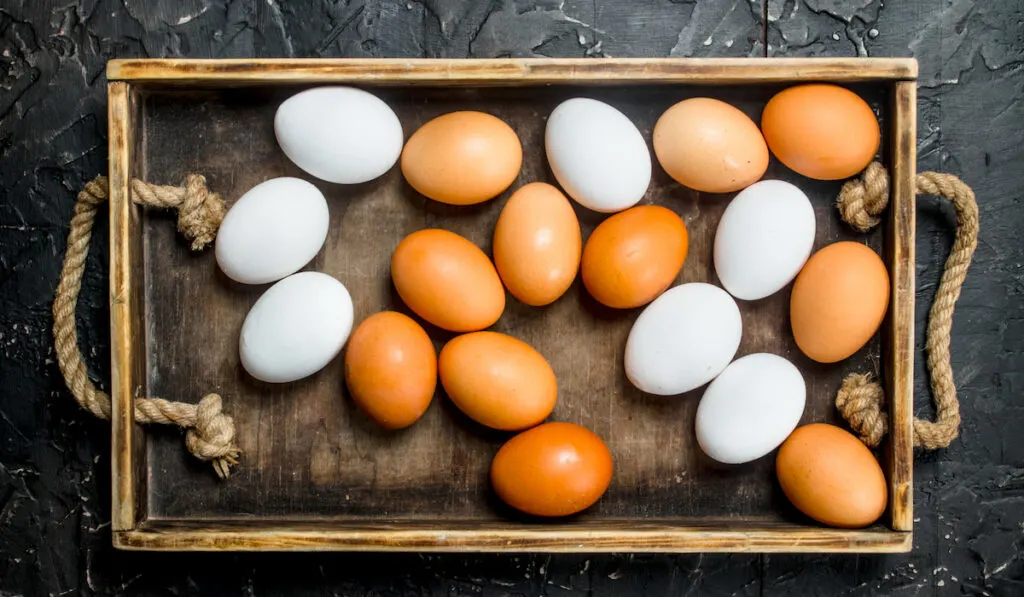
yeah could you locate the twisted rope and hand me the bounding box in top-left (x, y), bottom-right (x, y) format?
top-left (53, 175), bottom-right (239, 478)
top-left (834, 163), bottom-right (979, 450)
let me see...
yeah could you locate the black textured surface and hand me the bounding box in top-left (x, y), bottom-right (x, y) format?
top-left (0, 1), bottom-right (1021, 595)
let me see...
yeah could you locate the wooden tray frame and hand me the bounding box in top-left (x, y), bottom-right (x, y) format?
top-left (106, 58), bottom-right (917, 552)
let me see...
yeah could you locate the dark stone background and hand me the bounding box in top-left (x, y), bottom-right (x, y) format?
top-left (1, 1), bottom-right (1021, 595)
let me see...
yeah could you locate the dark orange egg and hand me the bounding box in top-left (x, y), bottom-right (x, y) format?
top-left (491, 422), bottom-right (613, 517)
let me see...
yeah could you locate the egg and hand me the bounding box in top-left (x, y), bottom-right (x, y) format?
top-left (653, 98), bottom-right (769, 193)
top-left (240, 272), bottom-right (354, 383)
top-left (275, 86), bottom-right (403, 184)
top-left (761, 84), bottom-right (880, 180)
top-left (790, 241), bottom-right (889, 363)
top-left (491, 422), bottom-right (613, 517)
top-left (776, 423), bottom-right (888, 528)
top-left (438, 332), bottom-right (556, 431)
top-left (625, 283), bottom-right (742, 395)
top-left (695, 353), bottom-right (806, 464)
top-left (344, 311), bottom-right (436, 429)
top-left (545, 98), bottom-right (651, 212)
top-left (401, 111), bottom-right (522, 205)
top-left (493, 182), bottom-right (582, 306)
top-left (581, 205), bottom-right (688, 309)
top-left (215, 177), bottom-right (329, 285)
top-left (713, 180), bottom-right (815, 300)
top-left (390, 229), bottom-right (505, 332)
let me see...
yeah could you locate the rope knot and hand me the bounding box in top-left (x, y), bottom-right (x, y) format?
top-left (836, 161), bottom-right (890, 232)
top-left (835, 373), bottom-right (887, 448)
top-left (185, 394), bottom-right (240, 480)
top-left (177, 175), bottom-right (226, 250)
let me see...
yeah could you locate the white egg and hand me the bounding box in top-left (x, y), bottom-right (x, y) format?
top-left (713, 180), bottom-right (815, 301)
top-left (239, 272), bottom-right (354, 383)
top-left (215, 177), bottom-right (329, 285)
top-left (625, 283), bottom-right (741, 395)
top-left (545, 98), bottom-right (651, 213)
top-left (275, 86), bottom-right (403, 184)
top-left (695, 353), bottom-right (806, 464)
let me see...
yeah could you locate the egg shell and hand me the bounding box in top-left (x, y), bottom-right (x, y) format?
top-left (214, 177), bottom-right (329, 285)
top-left (695, 353), bottom-right (806, 464)
top-left (344, 311), bottom-right (436, 429)
top-left (491, 422), bottom-right (613, 517)
top-left (776, 423), bottom-right (888, 528)
top-left (401, 111), bottom-right (522, 205)
top-left (713, 180), bottom-right (816, 301)
top-left (581, 205), bottom-right (688, 309)
top-left (790, 241), bottom-right (889, 363)
top-left (438, 332), bottom-right (557, 431)
top-left (274, 86), bottom-right (403, 184)
top-left (653, 98), bottom-right (769, 193)
top-left (239, 272), bottom-right (354, 383)
top-left (390, 229), bottom-right (505, 332)
top-left (545, 98), bottom-right (652, 213)
top-left (761, 84), bottom-right (880, 180)
top-left (493, 182), bottom-right (582, 306)
top-left (625, 283), bottom-right (742, 395)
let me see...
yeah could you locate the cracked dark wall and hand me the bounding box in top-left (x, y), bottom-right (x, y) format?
top-left (1, 1), bottom-right (1021, 595)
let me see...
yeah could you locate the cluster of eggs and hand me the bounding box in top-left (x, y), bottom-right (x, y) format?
top-left (214, 83), bottom-right (889, 528)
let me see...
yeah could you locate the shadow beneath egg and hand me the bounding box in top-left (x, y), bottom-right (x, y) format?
top-left (435, 391), bottom-right (518, 446)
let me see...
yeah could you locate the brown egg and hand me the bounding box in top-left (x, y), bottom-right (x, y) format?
top-left (401, 111), bottom-right (523, 205)
top-left (344, 312), bottom-right (436, 429)
top-left (790, 241), bottom-right (889, 363)
top-left (653, 98), bottom-right (769, 193)
top-left (438, 331), bottom-right (556, 431)
top-left (761, 84), bottom-right (880, 180)
top-left (491, 422), bottom-right (613, 517)
top-left (493, 182), bottom-right (582, 306)
top-left (581, 205), bottom-right (688, 309)
top-left (776, 423), bottom-right (888, 528)
top-left (391, 229), bottom-right (505, 332)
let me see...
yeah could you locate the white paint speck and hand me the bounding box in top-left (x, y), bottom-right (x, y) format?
top-left (938, 580), bottom-right (945, 587)
top-left (725, 39), bottom-right (734, 48)
top-left (832, 32), bottom-right (840, 41)
top-left (868, 28), bottom-right (879, 38)
top-left (579, 34), bottom-right (587, 44)
top-left (702, 35), bottom-right (713, 46)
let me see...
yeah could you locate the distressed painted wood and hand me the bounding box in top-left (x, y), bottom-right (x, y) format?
top-left (886, 81), bottom-right (917, 532)
top-left (109, 58), bottom-right (916, 552)
top-left (114, 521), bottom-right (912, 553)
top-left (107, 81), bottom-right (137, 533)
top-left (107, 58), bottom-right (918, 85)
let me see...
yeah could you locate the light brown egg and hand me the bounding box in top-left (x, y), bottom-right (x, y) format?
top-left (581, 205), bottom-right (688, 309)
top-left (391, 229), bottom-right (505, 332)
top-left (653, 98), bottom-right (769, 193)
top-left (790, 241), bottom-right (889, 363)
top-left (491, 422), bottom-right (613, 517)
top-left (493, 182), bottom-right (582, 306)
top-left (776, 423), bottom-right (888, 528)
top-left (438, 331), bottom-right (556, 431)
top-left (401, 111), bottom-right (523, 205)
top-left (344, 311), bottom-right (436, 429)
top-left (761, 84), bottom-right (880, 180)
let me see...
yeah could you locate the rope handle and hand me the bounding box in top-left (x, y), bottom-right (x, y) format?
top-left (52, 175), bottom-right (239, 478)
top-left (834, 162), bottom-right (979, 450)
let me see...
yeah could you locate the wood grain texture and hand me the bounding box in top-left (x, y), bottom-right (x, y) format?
top-left (110, 61), bottom-right (913, 552)
top-left (106, 58), bottom-right (918, 85)
top-left (886, 81), bottom-right (917, 532)
top-left (107, 81), bottom-right (136, 533)
top-left (114, 521), bottom-right (912, 553)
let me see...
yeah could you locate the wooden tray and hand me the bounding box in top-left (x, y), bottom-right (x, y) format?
top-left (106, 58), bottom-right (917, 552)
